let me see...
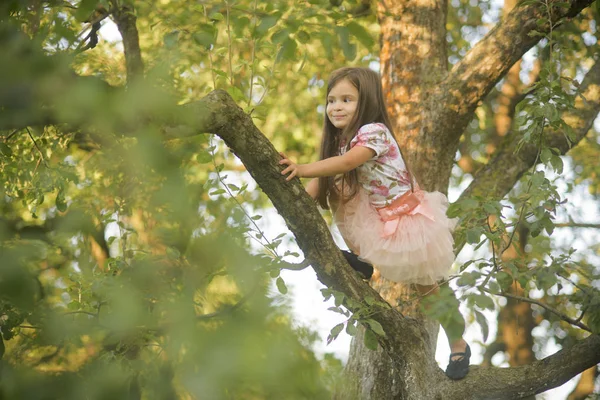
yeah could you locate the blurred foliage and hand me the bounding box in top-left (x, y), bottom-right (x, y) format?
top-left (1, 0), bottom-right (600, 398)
top-left (0, 0), bottom-right (369, 398)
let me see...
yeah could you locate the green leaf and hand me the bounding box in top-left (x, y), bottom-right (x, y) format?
top-left (276, 37), bottom-right (298, 61)
top-left (550, 155), bottom-right (563, 174)
top-left (364, 296), bottom-right (376, 306)
top-left (226, 85), bottom-right (246, 103)
top-left (327, 322), bottom-right (344, 344)
top-left (296, 30), bottom-right (310, 43)
top-left (474, 294), bottom-right (495, 310)
top-left (335, 26), bottom-right (356, 61)
top-left (333, 291), bottom-right (345, 307)
top-left (331, 322), bottom-right (344, 337)
top-left (67, 301), bottom-right (81, 310)
top-left (0, 143), bottom-right (13, 157)
top-left (164, 31), bottom-right (179, 49)
top-left (192, 30), bottom-right (216, 49)
top-left (327, 306), bottom-right (346, 315)
top-left (536, 17), bottom-right (548, 27)
top-left (365, 319), bottom-right (386, 337)
top-left (483, 203), bottom-right (497, 214)
top-left (251, 215), bottom-right (262, 220)
top-left (271, 28), bottom-right (289, 45)
top-left (540, 148), bottom-right (552, 164)
top-left (364, 328), bottom-right (378, 350)
top-left (466, 228), bottom-right (481, 244)
top-left (196, 152), bottom-right (212, 163)
top-left (346, 321), bottom-right (358, 336)
top-left (256, 15), bottom-right (279, 35)
top-left (209, 189), bottom-right (226, 196)
top-left (209, 12), bottom-right (224, 22)
top-left (457, 272), bottom-right (478, 287)
top-left (107, 236), bottom-right (117, 246)
top-left (461, 198), bottom-right (479, 210)
top-left (496, 271), bottom-right (513, 290)
top-left (276, 277), bottom-right (288, 294)
top-left (74, 0), bottom-right (98, 21)
top-left (474, 310), bottom-right (489, 343)
top-left (346, 21), bottom-right (375, 48)
top-left (56, 189), bottom-right (67, 212)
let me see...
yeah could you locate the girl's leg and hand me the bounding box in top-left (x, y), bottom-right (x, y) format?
top-left (415, 284), bottom-right (467, 359)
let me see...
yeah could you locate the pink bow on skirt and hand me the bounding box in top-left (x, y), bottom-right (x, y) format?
top-left (377, 190), bottom-right (435, 238)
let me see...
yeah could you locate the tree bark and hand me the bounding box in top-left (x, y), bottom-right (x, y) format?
top-left (111, 1), bottom-right (144, 83)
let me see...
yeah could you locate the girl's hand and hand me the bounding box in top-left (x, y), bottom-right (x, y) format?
top-left (279, 152), bottom-right (304, 181)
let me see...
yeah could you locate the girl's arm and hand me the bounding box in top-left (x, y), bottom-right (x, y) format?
top-left (306, 178), bottom-right (319, 199)
top-left (279, 146), bottom-right (375, 181)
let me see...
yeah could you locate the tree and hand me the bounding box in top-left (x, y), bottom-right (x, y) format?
top-left (1, 0), bottom-right (600, 399)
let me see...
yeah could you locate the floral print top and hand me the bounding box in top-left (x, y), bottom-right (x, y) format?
top-left (339, 123), bottom-right (412, 208)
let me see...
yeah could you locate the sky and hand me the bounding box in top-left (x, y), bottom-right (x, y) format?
top-left (96, 11), bottom-right (600, 399)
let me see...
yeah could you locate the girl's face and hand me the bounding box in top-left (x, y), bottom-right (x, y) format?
top-left (326, 78), bottom-right (358, 130)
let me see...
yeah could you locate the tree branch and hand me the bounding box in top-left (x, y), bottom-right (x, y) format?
top-left (442, 333), bottom-right (600, 399)
top-left (481, 288), bottom-right (592, 332)
top-left (555, 222), bottom-right (600, 229)
top-left (436, 0), bottom-right (595, 147)
top-left (110, 1), bottom-right (144, 83)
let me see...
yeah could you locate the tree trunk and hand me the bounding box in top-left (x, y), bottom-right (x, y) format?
top-left (338, 1), bottom-right (451, 397)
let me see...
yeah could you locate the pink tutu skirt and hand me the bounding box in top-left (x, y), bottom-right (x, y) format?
top-left (333, 189), bottom-right (456, 285)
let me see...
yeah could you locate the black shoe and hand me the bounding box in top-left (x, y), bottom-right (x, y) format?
top-left (341, 250), bottom-right (373, 280)
top-left (445, 343), bottom-right (471, 380)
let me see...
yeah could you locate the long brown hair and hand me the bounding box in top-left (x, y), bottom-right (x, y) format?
top-left (316, 67), bottom-right (414, 209)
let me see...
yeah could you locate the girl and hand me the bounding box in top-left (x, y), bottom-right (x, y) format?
top-left (279, 67), bottom-right (470, 380)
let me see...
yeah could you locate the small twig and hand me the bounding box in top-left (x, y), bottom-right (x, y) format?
top-left (4, 129), bottom-right (21, 142)
top-left (481, 287), bottom-right (592, 332)
top-left (18, 325), bottom-right (40, 330)
top-left (279, 259), bottom-right (311, 271)
top-left (247, 0), bottom-right (258, 108)
top-left (203, 5), bottom-right (217, 89)
top-left (255, 47), bottom-right (281, 105)
top-left (575, 306), bottom-right (588, 324)
top-left (26, 127), bottom-right (49, 168)
top-left (225, 1), bottom-right (234, 87)
top-left (64, 310), bottom-right (97, 317)
top-left (209, 138), bottom-right (280, 259)
top-left (555, 222), bottom-right (600, 229)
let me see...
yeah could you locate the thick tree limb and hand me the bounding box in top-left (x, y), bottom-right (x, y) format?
top-left (111, 1), bottom-right (144, 83)
top-left (436, 0), bottom-right (595, 148)
top-left (454, 58), bottom-right (600, 251)
top-left (441, 333), bottom-right (600, 399)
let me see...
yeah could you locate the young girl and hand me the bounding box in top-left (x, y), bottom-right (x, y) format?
top-left (279, 67), bottom-right (471, 380)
